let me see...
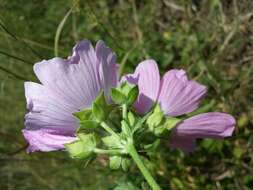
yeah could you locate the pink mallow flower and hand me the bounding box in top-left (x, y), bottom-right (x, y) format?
top-left (23, 40), bottom-right (118, 152)
top-left (123, 60), bottom-right (235, 153)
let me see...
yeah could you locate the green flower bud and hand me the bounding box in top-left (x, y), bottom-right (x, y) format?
top-left (109, 156), bottom-right (122, 170)
top-left (121, 157), bottom-right (131, 171)
top-left (146, 105), bottom-right (165, 131)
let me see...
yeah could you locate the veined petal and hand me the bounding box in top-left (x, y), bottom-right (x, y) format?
top-left (24, 40), bottom-right (117, 152)
top-left (158, 69), bottom-right (207, 116)
top-left (96, 40), bottom-right (118, 100)
top-left (24, 82), bottom-right (77, 132)
top-left (170, 112), bottom-right (235, 152)
top-left (22, 128), bottom-right (76, 153)
top-left (34, 40), bottom-right (102, 109)
top-left (124, 59), bottom-right (160, 114)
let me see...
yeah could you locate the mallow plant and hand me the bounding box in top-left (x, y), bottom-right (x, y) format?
top-left (22, 40), bottom-right (235, 190)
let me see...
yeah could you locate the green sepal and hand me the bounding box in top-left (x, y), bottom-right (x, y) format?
top-left (110, 82), bottom-right (139, 106)
top-left (109, 156), bottom-right (122, 170)
top-left (143, 139), bottom-right (160, 152)
top-left (73, 108), bottom-right (92, 121)
top-left (120, 82), bottom-right (133, 95)
top-left (65, 133), bottom-right (97, 159)
top-left (126, 85), bottom-right (138, 105)
top-left (146, 104), bottom-right (165, 131)
top-left (92, 91), bottom-right (110, 121)
top-left (102, 135), bottom-right (123, 149)
top-left (165, 117), bottom-right (182, 131)
top-left (65, 140), bottom-right (87, 159)
top-left (121, 157), bottom-right (131, 171)
top-left (78, 120), bottom-right (99, 131)
top-left (111, 88), bottom-right (127, 105)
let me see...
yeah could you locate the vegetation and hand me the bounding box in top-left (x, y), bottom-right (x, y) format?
top-left (0, 0), bottom-right (252, 189)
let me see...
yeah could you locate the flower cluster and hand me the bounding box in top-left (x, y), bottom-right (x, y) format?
top-left (22, 40), bottom-right (235, 189)
top-left (23, 40), bottom-right (235, 154)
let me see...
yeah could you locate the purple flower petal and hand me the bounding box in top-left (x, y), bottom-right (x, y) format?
top-left (158, 69), bottom-right (207, 116)
top-left (24, 82), bottom-right (78, 132)
top-left (123, 59), bottom-right (160, 113)
top-left (34, 40), bottom-right (102, 109)
top-left (24, 40), bottom-right (117, 152)
top-left (22, 128), bottom-right (76, 153)
top-left (170, 112), bottom-right (235, 152)
top-left (96, 40), bottom-right (118, 99)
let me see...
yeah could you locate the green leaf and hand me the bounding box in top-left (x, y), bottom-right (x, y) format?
top-left (109, 156), bottom-right (122, 170)
top-left (111, 88), bottom-right (127, 104)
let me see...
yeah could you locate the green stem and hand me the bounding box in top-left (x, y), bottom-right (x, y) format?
top-left (122, 104), bottom-right (127, 120)
top-left (101, 122), bottom-right (120, 140)
top-left (127, 141), bottom-right (162, 190)
top-left (94, 148), bottom-right (124, 155)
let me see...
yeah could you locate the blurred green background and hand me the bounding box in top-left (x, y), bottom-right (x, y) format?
top-left (0, 0), bottom-right (252, 189)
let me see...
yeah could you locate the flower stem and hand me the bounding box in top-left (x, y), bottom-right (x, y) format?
top-left (127, 141), bottom-right (162, 190)
top-left (122, 104), bottom-right (127, 120)
top-left (100, 122), bottom-right (120, 139)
